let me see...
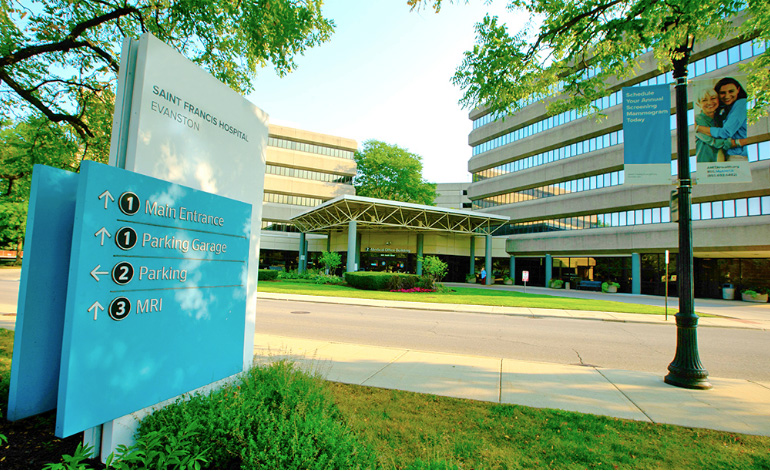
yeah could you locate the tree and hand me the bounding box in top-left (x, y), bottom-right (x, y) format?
top-left (420, 255), bottom-right (448, 289)
top-left (354, 140), bottom-right (437, 205)
top-left (1, 0), bottom-right (335, 139)
top-left (410, 0), bottom-right (769, 122)
top-left (319, 250), bottom-right (341, 275)
top-left (0, 113), bottom-right (81, 256)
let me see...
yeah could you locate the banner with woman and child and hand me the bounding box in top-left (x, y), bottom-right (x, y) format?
top-left (691, 74), bottom-right (752, 183)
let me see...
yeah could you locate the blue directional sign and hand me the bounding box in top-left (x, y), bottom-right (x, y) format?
top-left (55, 161), bottom-right (252, 438)
top-left (7, 166), bottom-right (78, 421)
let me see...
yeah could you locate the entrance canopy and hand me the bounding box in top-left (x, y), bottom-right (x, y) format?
top-left (290, 194), bottom-right (510, 235)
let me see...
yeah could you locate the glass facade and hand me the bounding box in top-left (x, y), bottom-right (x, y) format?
top-left (263, 192), bottom-right (324, 208)
top-left (268, 136), bottom-right (355, 160)
top-left (266, 164), bottom-right (353, 184)
top-left (471, 38), bottom-right (767, 143)
top-left (474, 140), bottom-right (770, 208)
top-left (494, 195), bottom-right (770, 236)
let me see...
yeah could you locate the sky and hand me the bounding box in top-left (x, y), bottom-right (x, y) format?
top-left (247, 1), bottom-right (526, 184)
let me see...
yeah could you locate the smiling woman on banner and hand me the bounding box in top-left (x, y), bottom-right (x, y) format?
top-left (694, 89), bottom-right (733, 162)
top-left (694, 77), bottom-right (749, 161)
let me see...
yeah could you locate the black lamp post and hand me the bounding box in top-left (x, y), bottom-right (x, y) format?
top-left (664, 35), bottom-right (712, 390)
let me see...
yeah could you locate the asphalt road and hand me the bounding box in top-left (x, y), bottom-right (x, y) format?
top-left (255, 298), bottom-right (770, 382)
top-left (2, 265), bottom-right (767, 382)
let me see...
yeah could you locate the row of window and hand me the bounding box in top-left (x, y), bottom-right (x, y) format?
top-left (471, 90), bottom-right (623, 155)
top-left (263, 192), bottom-right (324, 207)
top-left (474, 140), bottom-right (770, 209)
top-left (474, 170), bottom-right (625, 208)
top-left (266, 164), bottom-right (353, 184)
top-left (473, 113), bottom-right (767, 182)
top-left (471, 39), bottom-right (767, 154)
top-left (261, 221), bottom-right (300, 233)
top-left (268, 137), bottom-right (355, 160)
top-left (494, 195), bottom-right (770, 236)
top-left (473, 129), bottom-right (625, 182)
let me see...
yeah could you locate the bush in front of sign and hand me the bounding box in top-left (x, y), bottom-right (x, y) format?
top-left (124, 361), bottom-right (376, 470)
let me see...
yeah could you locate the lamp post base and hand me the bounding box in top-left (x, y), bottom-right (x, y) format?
top-left (665, 312), bottom-right (712, 390)
top-left (664, 369), bottom-right (712, 390)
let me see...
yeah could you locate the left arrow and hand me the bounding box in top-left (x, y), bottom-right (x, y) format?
top-left (90, 265), bottom-right (109, 281)
top-left (94, 227), bottom-right (111, 245)
top-left (98, 190), bottom-right (115, 210)
top-left (88, 301), bottom-right (104, 321)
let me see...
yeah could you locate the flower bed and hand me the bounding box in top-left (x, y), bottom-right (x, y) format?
top-left (390, 287), bottom-right (436, 293)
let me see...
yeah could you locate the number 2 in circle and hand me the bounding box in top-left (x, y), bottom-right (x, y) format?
top-left (111, 262), bottom-right (134, 285)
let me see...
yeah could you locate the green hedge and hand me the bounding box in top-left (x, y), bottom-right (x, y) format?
top-left (344, 272), bottom-right (420, 291)
top-left (258, 269), bottom-right (279, 281)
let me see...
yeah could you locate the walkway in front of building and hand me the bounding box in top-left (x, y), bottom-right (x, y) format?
top-left (256, 286), bottom-right (770, 437)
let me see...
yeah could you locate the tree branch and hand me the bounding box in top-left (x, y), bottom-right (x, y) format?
top-left (0, 6), bottom-right (138, 68)
top-left (0, 68), bottom-right (92, 138)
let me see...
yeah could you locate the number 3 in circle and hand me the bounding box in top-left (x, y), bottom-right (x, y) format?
top-left (109, 297), bottom-right (131, 321)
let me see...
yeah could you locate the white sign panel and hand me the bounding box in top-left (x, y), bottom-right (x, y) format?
top-left (109, 33), bottom-right (268, 370)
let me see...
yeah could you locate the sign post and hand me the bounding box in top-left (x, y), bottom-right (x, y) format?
top-left (522, 270), bottom-right (529, 293)
top-left (666, 249), bottom-right (668, 320)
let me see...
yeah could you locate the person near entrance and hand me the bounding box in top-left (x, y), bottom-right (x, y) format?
top-left (480, 267), bottom-right (487, 284)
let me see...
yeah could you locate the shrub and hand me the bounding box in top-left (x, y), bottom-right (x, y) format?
top-left (743, 286), bottom-right (768, 295)
top-left (121, 361), bottom-right (376, 470)
top-left (549, 279), bottom-right (564, 289)
top-left (345, 272), bottom-right (419, 291)
top-left (465, 273), bottom-right (477, 283)
top-left (601, 281), bottom-right (620, 293)
top-left (386, 275), bottom-right (403, 291)
top-left (258, 269), bottom-right (279, 281)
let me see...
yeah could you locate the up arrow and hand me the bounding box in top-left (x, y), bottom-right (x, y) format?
top-left (90, 265), bottom-right (109, 281)
top-left (94, 227), bottom-right (111, 246)
top-left (98, 190), bottom-right (115, 210)
top-left (88, 301), bottom-right (104, 321)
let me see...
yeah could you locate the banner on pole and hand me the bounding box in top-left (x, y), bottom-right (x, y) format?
top-left (622, 85), bottom-right (673, 185)
top-left (690, 74), bottom-right (752, 184)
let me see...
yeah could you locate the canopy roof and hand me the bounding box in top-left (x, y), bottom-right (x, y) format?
top-left (290, 195), bottom-right (510, 235)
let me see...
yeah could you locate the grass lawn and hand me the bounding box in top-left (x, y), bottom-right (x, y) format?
top-left (1, 329), bottom-right (768, 469)
top-left (258, 280), bottom-right (681, 316)
top-left (330, 382), bottom-right (770, 470)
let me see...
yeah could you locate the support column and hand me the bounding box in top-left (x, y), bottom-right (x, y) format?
top-left (485, 235), bottom-right (492, 285)
top-left (346, 220), bottom-right (357, 273)
top-left (326, 231), bottom-right (331, 252)
top-left (510, 256), bottom-right (515, 284)
top-left (416, 234), bottom-right (424, 276)
top-left (299, 232), bottom-right (307, 273)
top-left (545, 254), bottom-right (552, 286)
top-left (356, 233), bottom-right (362, 271)
top-left (632, 253), bottom-right (641, 294)
top-left (469, 236), bottom-right (476, 277)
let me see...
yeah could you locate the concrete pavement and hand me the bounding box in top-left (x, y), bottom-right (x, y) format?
top-left (254, 332), bottom-right (770, 437)
top-left (255, 287), bottom-right (770, 437)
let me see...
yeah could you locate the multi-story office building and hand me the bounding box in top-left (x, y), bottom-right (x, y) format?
top-left (260, 125), bottom-right (358, 270)
top-left (467, 34), bottom-right (770, 298)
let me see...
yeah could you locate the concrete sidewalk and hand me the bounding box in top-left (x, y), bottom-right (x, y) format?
top-left (254, 332), bottom-right (770, 437)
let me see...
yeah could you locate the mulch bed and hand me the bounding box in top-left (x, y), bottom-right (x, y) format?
top-left (1, 410), bottom-right (103, 469)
